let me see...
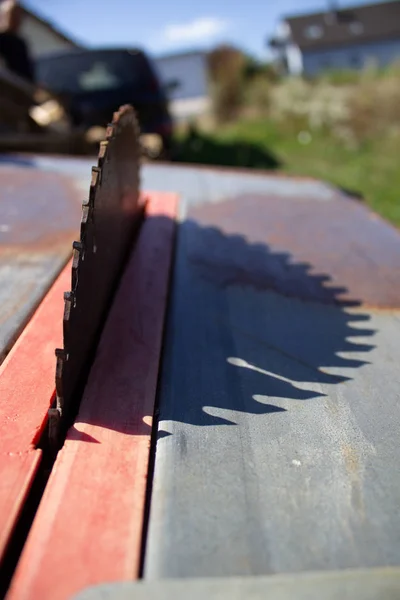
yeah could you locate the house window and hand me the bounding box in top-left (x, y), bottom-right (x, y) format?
top-left (304, 24), bottom-right (324, 39)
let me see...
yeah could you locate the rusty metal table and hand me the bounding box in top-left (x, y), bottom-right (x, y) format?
top-left (0, 156), bottom-right (82, 363)
top-left (1, 155), bottom-right (400, 589)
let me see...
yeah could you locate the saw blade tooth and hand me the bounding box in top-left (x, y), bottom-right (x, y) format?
top-left (72, 247), bottom-right (80, 269)
top-left (89, 166), bottom-right (101, 207)
top-left (98, 140), bottom-right (108, 163)
top-left (55, 348), bottom-right (67, 360)
top-left (72, 241), bottom-right (83, 252)
top-left (55, 348), bottom-right (68, 410)
top-left (80, 205), bottom-right (91, 242)
top-left (105, 124), bottom-right (114, 140)
top-left (63, 291), bottom-right (75, 323)
top-left (71, 261), bottom-right (79, 291)
top-left (55, 362), bottom-right (64, 411)
top-left (72, 241), bottom-right (84, 261)
top-left (97, 141), bottom-right (109, 176)
top-left (71, 242), bottom-right (83, 291)
top-left (81, 205), bottom-right (90, 224)
top-left (117, 104), bottom-right (133, 121)
top-left (90, 166), bottom-right (100, 187)
top-left (91, 166), bottom-right (101, 188)
top-left (48, 407), bottom-right (62, 447)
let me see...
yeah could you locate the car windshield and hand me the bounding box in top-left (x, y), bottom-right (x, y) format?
top-left (36, 50), bottom-right (152, 95)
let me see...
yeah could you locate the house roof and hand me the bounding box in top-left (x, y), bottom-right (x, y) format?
top-left (21, 4), bottom-right (82, 48)
top-left (285, 1), bottom-right (400, 51)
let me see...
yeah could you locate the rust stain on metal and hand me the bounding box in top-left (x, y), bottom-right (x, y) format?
top-left (0, 166), bottom-right (81, 254)
top-left (188, 193), bottom-right (400, 309)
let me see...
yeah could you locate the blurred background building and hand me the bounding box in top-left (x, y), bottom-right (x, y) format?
top-left (19, 4), bottom-right (81, 57)
top-left (155, 50), bottom-right (210, 122)
top-left (270, 1), bottom-right (400, 76)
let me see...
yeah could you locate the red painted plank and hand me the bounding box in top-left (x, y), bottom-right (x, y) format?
top-left (0, 262), bottom-right (70, 563)
top-left (8, 192), bottom-right (178, 600)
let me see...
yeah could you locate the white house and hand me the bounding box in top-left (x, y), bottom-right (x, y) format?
top-left (269, 1), bottom-right (400, 76)
top-left (20, 4), bottom-right (81, 58)
top-left (154, 50), bottom-right (211, 122)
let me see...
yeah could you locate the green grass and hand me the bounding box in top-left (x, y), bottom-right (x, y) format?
top-left (175, 118), bottom-right (400, 228)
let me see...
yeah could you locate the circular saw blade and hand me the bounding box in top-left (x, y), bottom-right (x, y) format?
top-left (53, 105), bottom-right (144, 438)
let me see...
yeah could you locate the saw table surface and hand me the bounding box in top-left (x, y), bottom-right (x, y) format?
top-left (1, 154), bottom-right (400, 592)
top-left (0, 156), bottom-right (82, 362)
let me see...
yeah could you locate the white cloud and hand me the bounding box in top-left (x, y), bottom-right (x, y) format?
top-left (163, 17), bottom-right (229, 44)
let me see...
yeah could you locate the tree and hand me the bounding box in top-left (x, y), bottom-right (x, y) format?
top-left (207, 45), bottom-right (246, 122)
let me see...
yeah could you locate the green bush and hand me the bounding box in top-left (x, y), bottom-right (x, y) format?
top-left (176, 55), bottom-right (400, 226)
top-left (242, 76), bottom-right (272, 116)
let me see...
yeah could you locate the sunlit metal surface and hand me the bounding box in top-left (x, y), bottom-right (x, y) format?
top-left (1, 154), bottom-right (399, 578)
top-left (140, 164), bottom-right (400, 577)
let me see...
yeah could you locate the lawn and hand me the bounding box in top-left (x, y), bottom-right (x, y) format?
top-left (174, 118), bottom-right (400, 228)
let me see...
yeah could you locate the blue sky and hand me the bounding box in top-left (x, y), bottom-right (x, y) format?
top-left (25, 0), bottom-right (387, 58)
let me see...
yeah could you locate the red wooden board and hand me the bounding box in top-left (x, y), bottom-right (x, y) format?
top-left (0, 263), bottom-right (70, 563)
top-left (8, 192), bottom-right (178, 600)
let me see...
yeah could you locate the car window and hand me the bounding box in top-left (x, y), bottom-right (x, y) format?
top-left (79, 61), bottom-right (121, 91)
top-left (36, 50), bottom-right (153, 95)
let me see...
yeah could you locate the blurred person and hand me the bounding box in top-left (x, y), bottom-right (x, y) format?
top-left (0, 0), bottom-right (34, 82)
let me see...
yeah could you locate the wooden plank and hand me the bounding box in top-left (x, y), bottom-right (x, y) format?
top-left (8, 192), bottom-right (177, 600)
top-left (0, 262), bottom-right (70, 563)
